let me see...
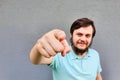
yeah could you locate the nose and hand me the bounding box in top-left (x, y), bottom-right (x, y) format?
top-left (80, 36), bottom-right (86, 41)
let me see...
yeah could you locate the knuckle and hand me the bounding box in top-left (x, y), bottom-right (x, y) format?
top-left (43, 54), bottom-right (51, 58)
top-left (38, 38), bottom-right (45, 45)
top-left (44, 34), bottom-right (50, 40)
top-left (55, 45), bottom-right (64, 52)
top-left (50, 52), bottom-right (56, 56)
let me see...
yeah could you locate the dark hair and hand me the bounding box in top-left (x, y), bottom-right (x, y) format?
top-left (70, 18), bottom-right (96, 38)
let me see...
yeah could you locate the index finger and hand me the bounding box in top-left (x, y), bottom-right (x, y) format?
top-left (61, 39), bottom-right (70, 57)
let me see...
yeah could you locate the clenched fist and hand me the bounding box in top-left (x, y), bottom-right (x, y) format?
top-left (36, 29), bottom-right (70, 58)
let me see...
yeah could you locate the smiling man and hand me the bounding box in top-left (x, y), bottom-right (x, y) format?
top-left (29, 18), bottom-right (102, 80)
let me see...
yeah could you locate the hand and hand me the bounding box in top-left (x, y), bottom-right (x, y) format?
top-left (36, 29), bottom-right (70, 58)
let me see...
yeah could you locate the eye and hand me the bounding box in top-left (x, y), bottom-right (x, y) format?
top-left (77, 33), bottom-right (83, 37)
top-left (86, 34), bottom-right (91, 38)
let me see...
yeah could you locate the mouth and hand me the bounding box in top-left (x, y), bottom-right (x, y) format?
top-left (79, 43), bottom-right (86, 47)
top-left (78, 41), bottom-right (86, 45)
top-left (77, 42), bottom-right (87, 48)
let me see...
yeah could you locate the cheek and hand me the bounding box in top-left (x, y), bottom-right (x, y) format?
top-left (87, 38), bottom-right (92, 44)
top-left (72, 37), bottom-right (80, 44)
top-left (70, 36), bottom-right (75, 43)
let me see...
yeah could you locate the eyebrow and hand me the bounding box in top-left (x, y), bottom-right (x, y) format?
top-left (76, 32), bottom-right (91, 35)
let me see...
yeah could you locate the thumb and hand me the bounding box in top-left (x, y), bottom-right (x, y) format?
top-left (53, 29), bottom-right (70, 56)
top-left (53, 29), bottom-right (66, 41)
top-left (52, 29), bottom-right (70, 56)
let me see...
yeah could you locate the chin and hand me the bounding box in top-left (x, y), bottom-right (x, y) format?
top-left (77, 46), bottom-right (87, 50)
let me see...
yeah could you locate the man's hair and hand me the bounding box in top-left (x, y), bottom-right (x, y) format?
top-left (70, 18), bottom-right (96, 38)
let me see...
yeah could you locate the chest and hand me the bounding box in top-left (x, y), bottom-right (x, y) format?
top-left (56, 57), bottom-right (99, 79)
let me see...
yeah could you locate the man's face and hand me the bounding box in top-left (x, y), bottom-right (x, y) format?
top-left (70, 25), bottom-right (93, 53)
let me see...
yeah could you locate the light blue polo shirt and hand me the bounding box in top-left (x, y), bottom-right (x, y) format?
top-left (49, 46), bottom-right (102, 80)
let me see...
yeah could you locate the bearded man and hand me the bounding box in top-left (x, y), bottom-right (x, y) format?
top-left (30, 18), bottom-right (102, 80)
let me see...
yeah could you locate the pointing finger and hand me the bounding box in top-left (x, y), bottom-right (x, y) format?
top-left (61, 39), bottom-right (70, 57)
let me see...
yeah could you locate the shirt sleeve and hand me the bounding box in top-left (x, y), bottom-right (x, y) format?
top-left (97, 54), bottom-right (102, 73)
top-left (48, 53), bottom-right (61, 69)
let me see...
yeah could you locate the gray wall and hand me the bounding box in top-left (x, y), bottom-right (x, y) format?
top-left (0, 0), bottom-right (120, 80)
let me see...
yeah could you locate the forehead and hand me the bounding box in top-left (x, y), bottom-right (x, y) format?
top-left (74, 25), bottom-right (93, 34)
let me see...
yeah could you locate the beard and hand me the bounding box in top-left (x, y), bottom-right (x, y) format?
top-left (70, 38), bottom-right (92, 55)
top-left (72, 45), bottom-right (88, 55)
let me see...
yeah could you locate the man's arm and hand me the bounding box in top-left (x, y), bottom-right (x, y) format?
top-left (29, 29), bottom-right (70, 65)
top-left (96, 73), bottom-right (102, 80)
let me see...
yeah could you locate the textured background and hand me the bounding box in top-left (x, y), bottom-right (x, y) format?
top-left (0, 0), bottom-right (120, 80)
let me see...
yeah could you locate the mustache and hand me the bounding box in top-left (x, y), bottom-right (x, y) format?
top-left (70, 38), bottom-right (87, 45)
top-left (77, 40), bottom-right (87, 44)
top-left (70, 38), bottom-right (93, 48)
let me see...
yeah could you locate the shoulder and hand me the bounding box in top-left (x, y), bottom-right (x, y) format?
top-left (89, 48), bottom-right (98, 53)
top-left (88, 48), bottom-right (100, 57)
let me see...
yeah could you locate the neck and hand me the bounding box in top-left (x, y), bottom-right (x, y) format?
top-left (78, 52), bottom-right (87, 57)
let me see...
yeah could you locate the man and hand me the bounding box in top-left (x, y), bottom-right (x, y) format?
top-left (29, 18), bottom-right (102, 80)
